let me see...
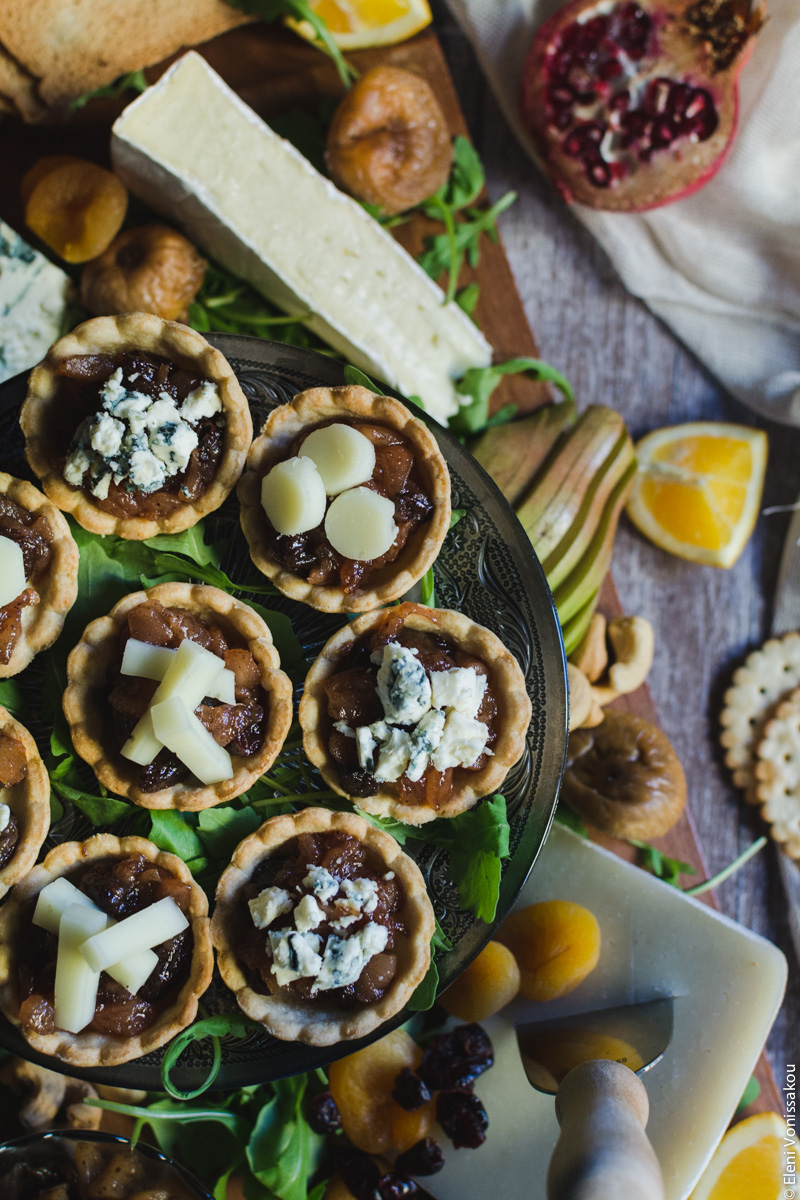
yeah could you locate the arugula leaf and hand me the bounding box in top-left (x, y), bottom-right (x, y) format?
top-left (0, 678), bottom-right (26, 719)
top-left (245, 599), bottom-right (307, 682)
top-left (342, 364), bottom-right (384, 393)
top-left (226, 0), bottom-right (356, 88)
top-left (246, 1075), bottom-right (325, 1200)
top-left (197, 806), bottom-right (262, 860)
top-left (455, 282), bottom-right (481, 318)
top-left (161, 1013), bottom-right (259, 1099)
top-left (189, 261), bottom-right (326, 350)
top-left (50, 781), bottom-right (133, 826)
top-left (419, 567), bottom-right (436, 608)
top-left (451, 356), bottom-right (575, 437)
top-left (70, 69), bottom-right (148, 112)
top-left (630, 840), bottom-right (697, 888)
top-left (150, 811), bottom-right (204, 860)
top-left (409, 917), bottom-right (453, 1011)
top-left (419, 173), bottom-right (517, 304)
top-left (554, 802), bottom-right (589, 837)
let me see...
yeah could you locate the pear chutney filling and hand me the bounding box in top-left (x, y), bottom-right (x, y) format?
top-left (260, 420), bottom-right (434, 594)
top-left (58, 351), bottom-right (225, 518)
top-left (0, 495), bottom-right (55, 664)
top-left (324, 609), bottom-right (499, 806)
top-left (0, 732), bottom-right (27, 869)
top-left (239, 830), bottom-right (406, 1008)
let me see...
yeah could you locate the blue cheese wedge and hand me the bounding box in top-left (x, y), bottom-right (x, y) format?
top-left (0, 220), bottom-right (72, 385)
top-left (111, 52), bottom-right (491, 424)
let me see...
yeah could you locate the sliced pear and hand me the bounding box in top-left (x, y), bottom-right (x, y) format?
top-left (471, 399), bottom-right (576, 507)
top-left (81, 895), bottom-right (189, 974)
top-left (54, 904), bottom-right (109, 1034)
top-left (0, 536), bottom-right (27, 608)
top-left (151, 694), bottom-right (233, 784)
top-left (261, 456), bottom-right (326, 535)
top-left (298, 423), bottom-right (376, 495)
top-left (325, 487), bottom-right (397, 560)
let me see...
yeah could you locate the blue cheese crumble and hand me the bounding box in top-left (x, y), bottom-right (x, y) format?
top-left (314, 924), bottom-right (388, 993)
top-left (248, 886), bottom-right (292, 929)
top-left (302, 864), bottom-right (340, 904)
top-left (268, 930), bottom-right (322, 987)
top-left (63, 367), bottom-right (222, 499)
top-left (375, 643), bottom-right (431, 724)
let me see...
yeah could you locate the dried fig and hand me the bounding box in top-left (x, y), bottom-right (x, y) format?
top-left (81, 223), bottom-right (207, 320)
top-left (562, 709), bottom-right (686, 839)
top-left (326, 66), bottom-right (453, 215)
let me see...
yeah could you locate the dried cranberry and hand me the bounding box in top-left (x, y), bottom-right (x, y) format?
top-left (437, 1091), bottom-right (489, 1150)
top-left (338, 767), bottom-right (380, 798)
top-left (378, 1173), bottom-right (423, 1200)
top-left (307, 1090), bottom-right (342, 1134)
top-left (140, 748), bottom-right (187, 792)
top-left (339, 1150), bottom-right (382, 1200)
top-left (394, 1138), bottom-right (445, 1176)
top-left (418, 1024), bottom-right (494, 1090)
top-left (392, 1067), bottom-right (431, 1111)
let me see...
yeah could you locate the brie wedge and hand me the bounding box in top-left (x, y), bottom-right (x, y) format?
top-left (111, 52), bottom-right (492, 423)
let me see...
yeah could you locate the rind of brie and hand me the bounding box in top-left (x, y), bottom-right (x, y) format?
top-left (325, 488), bottom-right (397, 561)
top-left (0, 536), bottom-right (27, 609)
top-left (261, 456), bottom-right (326, 536)
top-left (298, 424), bottom-right (376, 495)
top-left (111, 53), bottom-right (491, 423)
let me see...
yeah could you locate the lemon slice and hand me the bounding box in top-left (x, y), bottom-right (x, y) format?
top-left (286, 0), bottom-right (432, 50)
top-left (690, 1111), bottom-right (795, 1200)
top-left (625, 421), bottom-right (768, 568)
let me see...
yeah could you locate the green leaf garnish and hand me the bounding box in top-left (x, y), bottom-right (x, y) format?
top-left (342, 364), bottom-right (385, 393)
top-left (409, 916), bottom-right (453, 1011)
top-left (451, 357), bottom-right (575, 437)
top-left (419, 567), bottom-right (436, 608)
top-left (69, 69), bottom-right (148, 112)
top-left (684, 836), bottom-right (767, 896)
top-left (246, 1075), bottom-right (325, 1200)
top-left (225, 0), bottom-right (356, 88)
top-left (161, 1013), bottom-right (259, 1099)
top-left (629, 840), bottom-right (697, 888)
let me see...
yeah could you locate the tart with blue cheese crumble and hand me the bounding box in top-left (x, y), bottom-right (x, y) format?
top-left (299, 603), bottom-right (532, 825)
top-left (63, 582), bottom-right (294, 811)
top-left (0, 705), bottom-right (50, 901)
top-left (20, 312), bottom-right (252, 539)
top-left (212, 807), bottom-right (435, 1045)
top-left (237, 385), bottom-right (450, 613)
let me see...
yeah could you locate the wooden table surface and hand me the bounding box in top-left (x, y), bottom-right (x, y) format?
top-left (429, 0), bottom-right (800, 1090)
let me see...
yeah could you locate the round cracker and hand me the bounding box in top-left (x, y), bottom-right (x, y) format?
top-left (754, 688), bottom-right (800, 861)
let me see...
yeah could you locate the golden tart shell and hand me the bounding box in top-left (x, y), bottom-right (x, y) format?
top-left (237, 385), bottom-right (451, 613)
top-left (20, 313), bottom-right (253, 540)
top-left (0, 472), bottom-right (79, 677)
top-left (63, 582), bottom-right (294, 811)
top-left (212, 807), bottom-right (435, 1046)
top-left (0, 706), bottom-right (50, 901)
top-left (0, 834), bottom-right (213, 1067)
top-left (299, 604), bottom-right (532, 825)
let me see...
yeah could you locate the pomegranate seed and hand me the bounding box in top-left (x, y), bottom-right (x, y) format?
top-left (586, 158), bottom-right (612, 186)
top-left (609, 89), bottom-right (630, 113)
top-left (553, 109), bottom-right (574, 130)
top-left (667, 82), bottom-right (692, 118)
top-left (548, 83), bottom-right (577, 107)
top-left (645, 78), bottom-right (673, 115)
top-left (598, 58), bottom-right (623, 81)
top-left (612, 2), bottom-right (652, 60)
top-left (562, 122), bottom-right (605, 157)
top-left (583, 15), bottom-right (610, 39)
top-left (651, 118), bottom-right (677, 149)
top-left (682, 89), bottom-right (718, 139)
top-left (620, 109), bottom-right (650, 136)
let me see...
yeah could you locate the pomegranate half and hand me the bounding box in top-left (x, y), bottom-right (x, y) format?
top-left (520, 0), bottom-right (764, 212)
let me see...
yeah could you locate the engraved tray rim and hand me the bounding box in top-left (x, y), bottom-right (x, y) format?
top-left (0, 335), bottom-right (568, 1091)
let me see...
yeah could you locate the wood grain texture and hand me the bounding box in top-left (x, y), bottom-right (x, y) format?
top-left (430, 0), bottom-right (799, 1105)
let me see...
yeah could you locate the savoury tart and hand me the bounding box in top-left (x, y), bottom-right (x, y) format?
top-left (21, 313), bottom-right (252, 540)
top-left (212, 807), bottom-right (435, 1046)
top-left (0, 706), bottom-right (50, 900)
top-left (238, 385), bottom-right (451, 612)
top-left (300, 603), bottom-right (532, 825)
top-left (63, 582), bottom-right (294, 811)
top-left (0, 472), bottom-right (79, 677)
top-left (0, 834), bottom-right (213, 1067)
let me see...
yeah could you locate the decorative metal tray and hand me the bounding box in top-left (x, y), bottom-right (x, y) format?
top-left (0, 335), bottom-right (568, 1090)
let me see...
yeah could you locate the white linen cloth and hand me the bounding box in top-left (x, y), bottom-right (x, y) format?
top-left (445, 0), bottom-right (800, 424)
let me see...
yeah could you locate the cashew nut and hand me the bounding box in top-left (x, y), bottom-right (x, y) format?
top-left (569, 613), bottom-right (608, 683)
top-left (0, 1058), bottom-right (67, 1130)
top-left (593, 615), bottom-right (654, 704)
top-left (64, 1079), bottom-right (102, 1130)
top-left (581, 693), bottom-right (606, 728)
top-left (568, 662), bottom-right (594, 731)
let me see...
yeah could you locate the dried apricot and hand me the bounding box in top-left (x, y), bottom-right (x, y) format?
top-left (20, 156), bottom-right (84, 207)
top-left (520, 1030), bottom-right (644, 1091)
top-left (25, 160), bottom-right (128, 264)
top-left (328, 1027), bottom-right (435, 1154)
top-left (440, 940), bottom-right (520, 1022)
top-left (324, 1178), bottom-right (358, 1200)
top-left (496, 900), bottom-right (600, 1002)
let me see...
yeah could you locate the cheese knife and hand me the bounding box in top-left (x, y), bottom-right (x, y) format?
top-left (770, 491), bottom-right (800, 966)
top-left (516, 997), bottom-right (672, 1200)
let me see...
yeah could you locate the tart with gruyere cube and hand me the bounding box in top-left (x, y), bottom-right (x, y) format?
top-left (212, 807), bottom-right (434, 1045)
top-left (300, 603), bottom-right (532, 824)
top-left (0, 706), bottom-right (50, 900)
top-left (0, 834), bottom-right (213, 1067)
top-left (63, 582), bottom-right (294, 811)
top-left (20, 313), bottom-right (253, 539)
top-left (238, 385), bottom-right (451, 612)
top-left (0, 472), bottom-right (79, 676)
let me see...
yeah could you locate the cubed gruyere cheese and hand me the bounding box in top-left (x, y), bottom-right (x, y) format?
top-left (111, 52), bottom-right (492, 424)
top-left (81, 895), bottom-right (189, 974)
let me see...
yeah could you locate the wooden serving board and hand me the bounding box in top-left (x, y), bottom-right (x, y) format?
top-left (0, 17), bottom-right (782, 1127)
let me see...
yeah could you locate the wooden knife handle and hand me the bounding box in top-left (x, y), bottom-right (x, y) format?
top-left (547, 1060), bottom-right (665, 1200)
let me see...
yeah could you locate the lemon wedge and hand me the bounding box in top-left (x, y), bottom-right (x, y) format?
top-left (625, 421), bottom-right (768, 568)
top-left (690, 1111), bottom-right (795, 1200)
top-left (286, 0), bottom-right (432, 50)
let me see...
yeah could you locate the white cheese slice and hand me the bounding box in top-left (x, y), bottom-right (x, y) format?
top-left (122, 638), bottom-right (228, 766)
top-left (0, 536), bottom-right (26, 608)
top-left (0, 219), bottom-right (72, 385)
top-left (109, 948), bottom-right (161, 996)
top-left (81, 896), bottom-right (189, 974)
top-left (325, 487), bottom-right (398, 561)
top-left (54, 904), bottom-right (109, 1034)
top-left (111, 52), bottom-right (491, 423)
top-left (150, 694), bottom-right (234, 784)
top-left (299, 424), bottom-right (376, 495)
top-left (261, 456), bottom-right (326, 536)
top-left (0, 802), bottom-right (9, 834)
top-left (121, 638), bottom-right (236, 704)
